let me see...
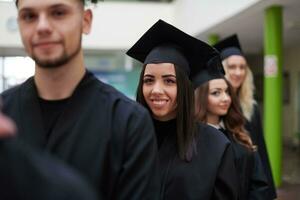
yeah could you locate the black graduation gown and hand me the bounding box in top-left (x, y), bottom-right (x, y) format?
top-left (219, 128), bottom-right (269, 200)
top-left (245, 104), bottom-right (277, 199)
top-left (153, 119), bottom-right (238, 200)
top-left (1, 71), bottom-right (159, 200)
top-left (0, 138), bottom-right (98, 200)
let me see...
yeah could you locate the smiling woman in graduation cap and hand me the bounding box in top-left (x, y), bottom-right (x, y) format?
top-left (214, 35), bottom-right (277, 200)
top-left (193, 56), bottom-right (270, 200)
top-left (127, 19), bottom-right (238, 200)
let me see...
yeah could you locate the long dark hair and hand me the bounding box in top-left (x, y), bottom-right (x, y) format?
top-left (195, 78), bottom-right (256, 151)
top-left (136, 64), bottom-right (197, 161)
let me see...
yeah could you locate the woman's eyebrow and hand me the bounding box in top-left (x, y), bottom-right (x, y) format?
top-left (162, 74), bottom-right (176, 78)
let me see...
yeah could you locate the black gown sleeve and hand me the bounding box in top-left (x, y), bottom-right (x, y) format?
top-left (248, 152), bottom-right (270, 200)
top-left (0, 139), bottom-right (98, 200)
top-left (113, 108), bottom-right (159, 200)
top-left (212, 144), bottom-right (238, 200)
top-left (248, 105), bottom-right (277, 199)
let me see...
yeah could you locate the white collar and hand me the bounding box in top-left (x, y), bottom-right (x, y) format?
top-left (207, 120), bottom-right (225, 130)
top-left (207, 123), bottom-right (221, 129)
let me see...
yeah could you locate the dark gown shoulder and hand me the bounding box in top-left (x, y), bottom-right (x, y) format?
top-left (157, 121), bottom-right (238, 200)
top-left (1, 81), bottom-right (21, 97)
top-left (1, 71), bottom-right (148, 116)
top-left (197, 123), bottom-right (231, 148)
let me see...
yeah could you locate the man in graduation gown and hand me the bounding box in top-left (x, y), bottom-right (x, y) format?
top-left (2, 0), bottom-right (159, 199)
top-left (0, 109), bottom-right (98, 200)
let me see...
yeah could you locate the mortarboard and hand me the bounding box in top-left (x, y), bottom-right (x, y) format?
top-left (213, 34), bottom-right (243, 60)
top-left (126, 19), bottom-right (219, 79)
top-left (191, 55), bottom-right (225, 88)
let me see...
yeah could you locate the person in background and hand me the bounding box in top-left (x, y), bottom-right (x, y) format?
top-left (214, 34), bottom-right (277, 199)
top-left (2, 0), bottom-right (159, 199)
top-left (193, 56), bottom-right (270, 199)
top-left (0, 107), bottom-right (98, 200)
top-left (127, 19), bottom-right (238, 200)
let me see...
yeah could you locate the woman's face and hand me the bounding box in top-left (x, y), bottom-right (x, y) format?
top-left (207, 79), bottom-right (231, 121)
top-left (225, 55), bottom-right (247, 91)
top-left (143, 63), bottom-right (177, 121)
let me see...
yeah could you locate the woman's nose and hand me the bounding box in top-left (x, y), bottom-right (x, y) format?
top-left (151, 82), bottom-right (164, 94)
top-left (222, 93), bottom-right (230, 102)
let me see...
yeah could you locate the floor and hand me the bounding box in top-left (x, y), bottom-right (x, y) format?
top-left (276, 142), bottom-right (300, 200)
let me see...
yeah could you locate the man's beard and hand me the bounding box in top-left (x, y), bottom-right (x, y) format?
top-left (32, 38), bottom-right (81, 69)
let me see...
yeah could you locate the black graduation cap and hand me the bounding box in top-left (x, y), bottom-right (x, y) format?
top-left (213, 34), bottom-right (243, 60)
top-left (126, 19), bottom-right (218, 79)
top-left (191, 55), bottom-right (225, 88)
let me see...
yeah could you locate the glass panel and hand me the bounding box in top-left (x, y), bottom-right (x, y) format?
top-left (2, 56), bottom-right (34, 91)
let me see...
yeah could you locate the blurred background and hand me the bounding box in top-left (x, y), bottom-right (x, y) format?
top-left (0, 0), bottom-right (299, 198)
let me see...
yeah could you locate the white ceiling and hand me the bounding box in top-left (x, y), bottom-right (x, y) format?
top-left (1, 0), bottom-right (299, 56)
top-left (196, 0), bottom-right (300, 54)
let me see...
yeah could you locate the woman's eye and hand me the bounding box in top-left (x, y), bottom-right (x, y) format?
top-left (228, 65), bottom-right (235, 70)
top-left (211, 91), bottom-right (220, 96)
top-left (143, 78), bottom-right (153, 84)
top-left (164, 79), bottom-right (176, 84)
top-left (240, 65), bottom-right (246, 70)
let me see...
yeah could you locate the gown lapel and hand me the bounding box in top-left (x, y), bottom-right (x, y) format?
top-left (19, 77), bottom-right (47, 148)
top-left (158, 134), bottom-right (177, 200)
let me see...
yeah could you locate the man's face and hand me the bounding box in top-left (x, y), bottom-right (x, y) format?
top-left (17, 0), bottom-right (92, 68)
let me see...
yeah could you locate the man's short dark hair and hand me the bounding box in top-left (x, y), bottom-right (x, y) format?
top-left (15, 0), bottom-right (101, 7)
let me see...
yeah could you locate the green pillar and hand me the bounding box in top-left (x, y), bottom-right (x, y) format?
top-left (208, 34), bottom-right (219, 45)
top-left (264, 5), bottom-right (282, 187)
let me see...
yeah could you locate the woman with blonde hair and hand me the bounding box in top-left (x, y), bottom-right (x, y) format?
top-left (214, 34), bottom-right (277, 199)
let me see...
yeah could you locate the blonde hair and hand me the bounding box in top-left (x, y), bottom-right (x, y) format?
top-left (222, 59), bottom-right (257, 121)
